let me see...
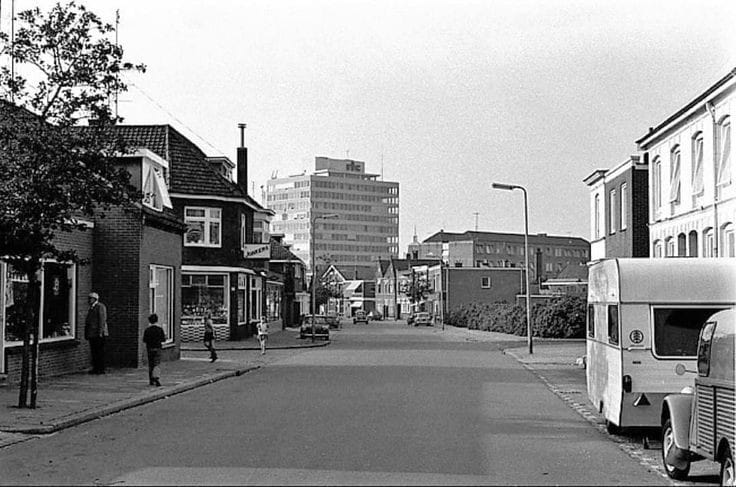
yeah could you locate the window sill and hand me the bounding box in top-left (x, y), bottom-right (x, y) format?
top-left (184, 244), bottom-right (222, 248)
top-left (4, 338), bottom-right (81, 353)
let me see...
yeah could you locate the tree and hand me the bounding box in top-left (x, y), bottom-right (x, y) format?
top-left (315, 273), bottom-right (344, 311)
top-left (0, 1), bottom-right (145, 408)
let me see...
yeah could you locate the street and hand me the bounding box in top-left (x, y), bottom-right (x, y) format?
top-left (1, 320), bottom-right (667, 485)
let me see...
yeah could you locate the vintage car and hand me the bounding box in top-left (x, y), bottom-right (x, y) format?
top-left (661, 308), bottom-right (735, 484)
top-left (353, 310), bottom-right (368, 325)
top-left (325, 313), bottom-right (341, 329)
top-left (367, 310), bottom-right (383, 321)
top-left (413, 312), bottom-right (432, 326)
top-left (299, 314), bottom-right (330, 340)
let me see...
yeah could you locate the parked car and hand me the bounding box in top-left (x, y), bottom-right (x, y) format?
top-left (299, 314), bottom-right (330, 340)
top-left (325, 313), bottom-right (341, 329)
top-left (367, 310), bottom-right (383, 321)
top-left (661, 308), bottom-right (735, 484)
top-left (353, 310), bottom-right (368, 325)
top-left (414, 312), bottom-right (432, 326)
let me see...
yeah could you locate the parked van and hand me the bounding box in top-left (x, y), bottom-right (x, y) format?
top-left (586, 258), bottom-right (736, 433)
top-left (661, 308), bottom-right (735, 484)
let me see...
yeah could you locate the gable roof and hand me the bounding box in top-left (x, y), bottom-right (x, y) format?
top-left (112, 125), bottom-right (265, 210)
top-left (423, 230), bottom-right (589, 246)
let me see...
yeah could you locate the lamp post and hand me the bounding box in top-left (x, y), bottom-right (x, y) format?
top-left (492, 182), bottom-right (533, 354)
top-left (311, 213), bottom-right (338, 341)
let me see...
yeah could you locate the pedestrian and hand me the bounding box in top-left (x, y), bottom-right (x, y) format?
top-left (84, 292), bottom-right (108, 374)
top-left (142, 313), bottom-right (165, 386)
top-left (257, 316), bottom-right (268, 355)
top-left (203, 314), bottom-right (218, 363)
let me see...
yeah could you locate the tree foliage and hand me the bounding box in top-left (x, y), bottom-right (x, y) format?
top-left (0, 1), bottom-right (145, 408)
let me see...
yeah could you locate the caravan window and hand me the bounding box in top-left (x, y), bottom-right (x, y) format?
top-left (653, 307), bottom-right (727, 357)
top-left (607, 305), bottom-right (619, 345)
top-left (587, 305), bottom-right (595, 338)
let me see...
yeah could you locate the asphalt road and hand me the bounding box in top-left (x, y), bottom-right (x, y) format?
top-left (0, 321), bottom-right (668, 485)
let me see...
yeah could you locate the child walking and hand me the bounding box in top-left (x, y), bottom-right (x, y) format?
top-left (203, 314), bottom-right (218, 363)
top-left (257, 316), bottom-right (268, 355)
top-left (142, 313), bottom-right (165, 386)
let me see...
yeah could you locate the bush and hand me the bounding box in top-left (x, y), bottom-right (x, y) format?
top-left (446, 295), bottom-right (586, 339)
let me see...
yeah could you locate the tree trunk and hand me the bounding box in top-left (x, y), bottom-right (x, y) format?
top-left (17, 325), bottom-right (29, 409)
top-left (29, 274), bottom-right (41, 408)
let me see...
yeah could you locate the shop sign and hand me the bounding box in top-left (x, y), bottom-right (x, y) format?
top-left (243, 244), bottom-right (270, 259)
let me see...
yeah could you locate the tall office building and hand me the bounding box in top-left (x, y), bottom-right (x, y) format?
top-left (266, 157), bottom-right (399, 273)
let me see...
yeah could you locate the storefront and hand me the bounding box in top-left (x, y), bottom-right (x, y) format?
top-left (1, 261), bottom-right (78, 374)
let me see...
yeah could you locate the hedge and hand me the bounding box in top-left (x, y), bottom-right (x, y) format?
top-left (445, 295), bottom-right (586, 339)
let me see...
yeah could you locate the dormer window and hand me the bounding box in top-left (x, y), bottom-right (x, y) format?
top-left (141, 152), bottom-right (172, 211)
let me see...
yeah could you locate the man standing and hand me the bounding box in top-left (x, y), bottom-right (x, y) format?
top-left (85, 292), bottom-right (108, 374)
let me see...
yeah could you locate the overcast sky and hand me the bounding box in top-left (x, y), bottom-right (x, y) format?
top-left (7, 0), bottom-right (736, 252)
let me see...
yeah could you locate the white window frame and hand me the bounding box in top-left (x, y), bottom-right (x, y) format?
top-left (669, 146), bottom-right (681, 204)
top-left (481, 276), bottom-right (491, 289)
top-left (184, 206), bottom-right (222, 248)
top-left (250, 276), bottom-right (263, 321)
top-left (653, 240), bottom-right (663, 258)
top-left (692, 133), bottom-right (704, 196)
top-left (721, 223), bottom-right (735, 257)
top-left (3, 260), bottom-right (77, 347)
top-left (149, 265), bottom-right (174, 345)
top-left (653, 157), bottom-right (662, 211)
top-left (141, 154), bottom-right (172, 212)
top-left (241, 213), bottom-right (247, 250)
top-left (665, 237), bottom-right (675, 257)
top-left (609, 189), bottom-right (616, 234)
top-left (620, 183), bottom-right (628, 231)
top-left (717, 117), bottom-right (731, 187)
top-left (594, 194), bottom-right (601, 239)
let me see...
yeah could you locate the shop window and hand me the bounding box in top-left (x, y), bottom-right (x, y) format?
top-left (184, 207), bottom-right (222, 247)
top-left (149, 265), bottom-right (174, 344)
top-left (704, 228), bottom-right (715, 257)
top-left (688, 230), bottom-right (699, 257)
top-left (182, 273), bottom-right (229, 326)
top-left (237, 274), bottom-right (247, 325)
top-left (3, 262), bottom-right (76, 345)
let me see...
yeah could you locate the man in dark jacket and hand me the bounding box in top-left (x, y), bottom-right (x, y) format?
top-left (84, 292), bottom-right (108, 374)
top-left (142, 313), bottom-right (165, 386)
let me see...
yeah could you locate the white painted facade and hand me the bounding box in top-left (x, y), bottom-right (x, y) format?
top-left (637, 69), bottom-right (736, 259)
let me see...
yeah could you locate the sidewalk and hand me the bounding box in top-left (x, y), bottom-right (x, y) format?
top-left (0, 327), bottom-right (325, 444)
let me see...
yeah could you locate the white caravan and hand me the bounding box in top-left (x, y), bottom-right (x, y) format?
top-left (586, 258), bottom-right (736, 433)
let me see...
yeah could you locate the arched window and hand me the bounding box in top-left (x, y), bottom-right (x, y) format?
top-left (717, 116), bottom-right (731, 187)
top-left (653, 240), bottom-right (663, 258)
top-left (677, 233), bottom-right (687, 257)
top-left (669, 145), bottom-right (681, 204)
top-left (704, 227), bottom-right (715, 257)
top-left (688, 230), bottom-right (698, 257)
top-left (692, 132), bottom-right (704, 196)
top-left (665, 237), bottom-right (675, 257)
top-left (721, 223), bottom-right (735, 257)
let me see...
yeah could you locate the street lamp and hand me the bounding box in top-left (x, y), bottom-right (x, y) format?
top-left (491, 182), bottom-right (533, 354)
top-left (311, 213), bottom-right (339, 341)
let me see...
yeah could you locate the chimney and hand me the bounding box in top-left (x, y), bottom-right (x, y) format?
top-left (237, 123), bottom-right (248, 196)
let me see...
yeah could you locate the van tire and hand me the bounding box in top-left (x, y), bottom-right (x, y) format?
top-left (662, 419), bottom-right (690, 480)
top-left (606, 420), bottom-right (622, 435)
top-left (721, 443), bottom-right (734, 487)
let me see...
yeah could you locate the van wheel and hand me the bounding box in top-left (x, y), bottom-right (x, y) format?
top-left (605, 420), bottom-right (622, 435)
top-left (662, 419), bottom-right (690, 480)
top-left (721, 444), bottom-right (734, 487)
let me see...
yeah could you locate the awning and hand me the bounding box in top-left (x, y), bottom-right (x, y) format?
top-left (350, 302), bottom-right (363, 308)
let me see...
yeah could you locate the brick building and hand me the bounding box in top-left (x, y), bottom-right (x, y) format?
top-left (112, 125), bottom-right (272, 342)
top-left (584, 155), bottom-right (649, 260)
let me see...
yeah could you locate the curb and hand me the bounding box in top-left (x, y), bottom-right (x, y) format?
top-left (0, 366), bottom-right (260, 435)
top-left (181, 339), bottom-right (330, 352)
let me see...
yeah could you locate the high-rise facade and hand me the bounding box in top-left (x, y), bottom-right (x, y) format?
top-left (266, 157), bottom-right (399, 273)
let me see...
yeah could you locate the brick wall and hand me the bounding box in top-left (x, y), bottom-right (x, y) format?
top-left (632, 168), bottom-right (650, 257)
top-left (446, 268), bottom-right (523, 313)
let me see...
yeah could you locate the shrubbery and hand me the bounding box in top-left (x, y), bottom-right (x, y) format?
top-left (445, 295), bottom-right (586, 339)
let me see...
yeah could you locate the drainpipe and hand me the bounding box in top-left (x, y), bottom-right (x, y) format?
top-left (707, 102), bottom-right (719, 257)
